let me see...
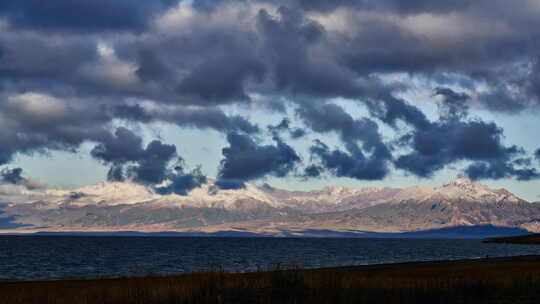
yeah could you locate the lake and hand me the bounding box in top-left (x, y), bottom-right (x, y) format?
top-left (1, 236), bottom-right (540, 281)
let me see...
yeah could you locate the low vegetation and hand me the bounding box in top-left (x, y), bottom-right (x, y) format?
top-left (2, 256), bottom-right (540, 304)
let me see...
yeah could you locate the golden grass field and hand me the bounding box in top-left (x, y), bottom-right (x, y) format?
top-left (2, 255), bottom-right (540, 304)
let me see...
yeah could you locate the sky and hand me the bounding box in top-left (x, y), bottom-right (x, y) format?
top-left (1, 0), bottom-right (540, 201)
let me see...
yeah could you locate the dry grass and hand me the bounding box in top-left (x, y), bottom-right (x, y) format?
top-left (2, 256), bottom-right (540, 304)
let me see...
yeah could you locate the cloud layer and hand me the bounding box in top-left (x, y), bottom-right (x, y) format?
top-left (1, 0), bottom-right (540, 191)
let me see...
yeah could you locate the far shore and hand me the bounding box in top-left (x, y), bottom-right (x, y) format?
top-left (484, 233), bottom-right (540, 244)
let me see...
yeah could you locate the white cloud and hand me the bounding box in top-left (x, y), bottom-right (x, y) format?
top-left (400, 12), bottom-right (511, 43)
top-left (7, 92), bottom-right (68, 120)
top-left (154, 0), bottom-right (275, 33)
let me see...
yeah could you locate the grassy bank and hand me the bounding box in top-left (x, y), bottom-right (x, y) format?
top-left (2, 256), bottom-right (540, 304)
top-left (484, 233), bottom-right (540, 244)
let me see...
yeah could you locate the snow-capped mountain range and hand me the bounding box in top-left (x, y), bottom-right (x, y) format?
top-left (43, 177), bottom-right (281, 209)
top-left (1, 177), bottom-right (539, 236)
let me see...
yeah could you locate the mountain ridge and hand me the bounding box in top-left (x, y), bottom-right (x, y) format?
top-left (1, 177), bottom-right (539, 236)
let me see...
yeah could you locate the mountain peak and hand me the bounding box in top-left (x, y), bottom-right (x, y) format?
top-left (445, 177), bottom-right (473, 186)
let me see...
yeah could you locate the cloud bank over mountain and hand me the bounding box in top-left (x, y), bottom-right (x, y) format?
top-left (1, 0), bottom-right (540, 192)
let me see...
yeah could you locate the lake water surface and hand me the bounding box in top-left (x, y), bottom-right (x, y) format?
top-left (1, 236), bottom-right (539, 281)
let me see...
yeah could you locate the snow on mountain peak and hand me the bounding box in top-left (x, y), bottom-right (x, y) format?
top-left (435, 178), bottom-right (521, 203)
top-left (387, 178), bottom-right (524, 205)
top-left (44, 178), bottom-right (282, 209)
top-left (78, 181), bottom-right (154, 196)
top-left (446, 177), bottom-right (473, 186)
top-left (5, 177), bottom-right (526, 213)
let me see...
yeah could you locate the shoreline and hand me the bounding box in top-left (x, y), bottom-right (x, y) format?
top-left (317, 254), bottom-right (540, 271)
top-left (3, 255), bottom-right (540, 303)
top-left (484, 233), bottom-right (540, 244)
top-left (2, 254), bottom-right (540, 284)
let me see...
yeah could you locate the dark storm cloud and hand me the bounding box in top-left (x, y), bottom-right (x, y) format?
top-left (534, 149), bottom-right (540, 163)
top-left (395, 120), bottom-right (525, 178)
top-left (135, 49), bottom-right (175, 84)
top-left (0, 167), bottom-right (44, 190)
top-left (90, 127), bottom-right (207, 193)
top-left (91, 127), bottom-right (176, 184)
top-left (290, 128), bottom-right (307, 139)
top-left (254, 6), bottom-right (389, 102)
top-left (2, 0), bottom-right (540, 112)
top-left (112, 104), bottom-right (153, 123)
top-left (107, 165), bottom-right (125, 182)
top-left (466, 162), bottom-right (540, 181)
top-left (0, 30), bottom-right (98, 84)
top-left (227, 0), bottom-right (473, 16)
top-left (298, 103), bottom-right (392, 180)
top-left (434, 87), bottom-right (469, 119)
top-left (0, 152), bottom-right (12, 167)
top-left (157, 108), bottom-right (260, 134)
top-left (177, 53), bottom-right (266, 104)
top-left (0, 0), bottom-right (178, 33)
top-left (111, 104), bottom-right (259, 134)
top-left (297, 103), bottom-right (392, 151)
top-left (315, 2), bottom-right (540, 112)
top-left (155, 166), bottom-right (207, 195)
top-left (268, 118), bottom-right (306, 139)
top-left (302, 164), bottom-right (324, 178)
top-left (127, 140), bottom-right (177, 185)
top-left (309, 139), bottom-right (390, 181)
top-left (0, 124), bottom-right (106, 168)
top-left (90, 127), bottom-right (145, 164)
top-left (216, 133), bottom-right (301, 189)
top-left (111, 12), bottom-right (270, 107)
top-left (0, 14), bottom-right (258, 170)
top-left (214, 179), bottom-right (246, 190)
top-left (283, 0), bottom-right (473, 14)
top-left (256, 7), bottom-right (326, 92)
top-left (0, 168), bottom-right (24, 185)
top-left (268, 118), bottom-right (291, 132)
top-left (0, 97), bottom-right (256, 175)
top-left (373, 0), bottom-right (473, 15)
top-left (347, 91), bottom-right (430, 133)
top-left (395, 88), bottom-right (539, 181)
top-left (251, 2), bottom-right (540, 112)
top-left (1, 0), bottom-right (540, 184)
top-left (0, 92), bottom-right (115, 170)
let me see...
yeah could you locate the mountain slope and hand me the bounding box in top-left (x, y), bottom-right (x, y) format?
top-left (262, 185), bottom-right (401, 213)
top-left (204, 178), bottom-right (540, 234)
top-left (1, 178), bottom-right (539, 235)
